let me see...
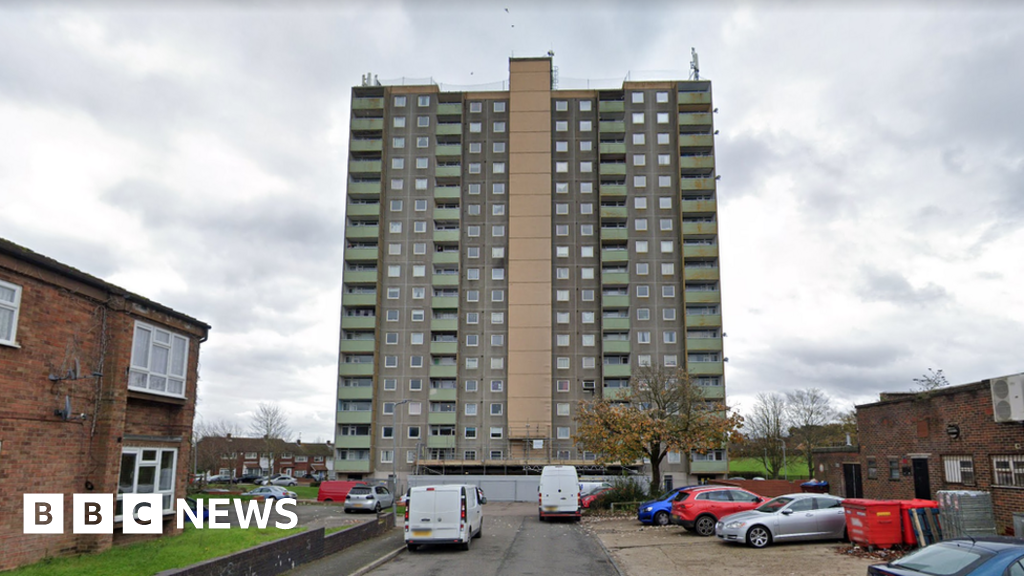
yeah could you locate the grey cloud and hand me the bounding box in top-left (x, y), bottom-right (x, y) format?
top-left (856, 267), bottom-right (950, 308)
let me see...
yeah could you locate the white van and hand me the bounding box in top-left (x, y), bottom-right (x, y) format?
top-left (538, 465), bottom-right (581, 521)
top-left (404, 484), bottom-right (484, 551)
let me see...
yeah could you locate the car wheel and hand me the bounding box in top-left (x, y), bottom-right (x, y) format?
top-left (747, 526), bottom-right (772, 549)
top-left (539, 512), bottom-right (545, 522)
top-left (653, 511), bottom-right (670, 526)
top-left (461, 530), bottom-right (471, 551)
top-left (695, 515), bottom-right (716, 537)
top-left (374, 502), bottom-right (382, 513)
top-left (406, 543), bottom-right (418, 552)
top-left (323, 498), bottom-right (333, 503)
top-left (474, 522), bottom-right (482, 538)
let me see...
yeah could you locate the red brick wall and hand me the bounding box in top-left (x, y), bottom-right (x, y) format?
top-left (0, 256), bottom-right (207, 571)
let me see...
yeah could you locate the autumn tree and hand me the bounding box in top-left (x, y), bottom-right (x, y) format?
top-left (744, 392), bottom-right (788, 479)
top-left (785, 388), bottom-right (839, 479)
top-left (574, 365), bottom-right (743, 496)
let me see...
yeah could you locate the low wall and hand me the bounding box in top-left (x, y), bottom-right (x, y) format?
top-left (156, 515), bottom-right (394, 576)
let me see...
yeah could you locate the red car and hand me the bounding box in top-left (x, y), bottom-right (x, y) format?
top-left (581, 487), bottom-right (612, 509)
top-left (669, 486), bottom-right (764, 536)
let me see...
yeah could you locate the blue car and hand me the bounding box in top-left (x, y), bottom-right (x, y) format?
top-left (868, 536), bottom-right (1024, 576)
top-left (637, 485), bottom-right (700, 526)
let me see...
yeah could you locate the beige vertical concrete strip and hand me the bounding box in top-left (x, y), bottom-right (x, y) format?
top-left (507, 58), bottom-right (552, 440)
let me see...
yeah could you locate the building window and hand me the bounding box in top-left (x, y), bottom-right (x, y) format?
top-left (117, 447), bottom-right (177, 517)
top-left (493, 121), bottom-right (506, 133)
top-left (490, 403), bottom-right (503, 415)
top-left (465, 403), bottom-right (477, 416)
top-left (490, 427), bottom-right (503, 439)
top-left (631, 92), bottom-right (644, 103)
top-left (465, 426), bottom-right (477, 438)
top-left (465, 379), bottom-right (479, 392)
top-left (469, 102), bottom-right (482, 113)
top-left (556, 380), bottom-right (570, 392)
top-left (493, 101), bottom-right (506, 113)
top-left (0, 280), bottom-right (22, 346)
top-left (381, 450), bottom-right (394, 464)
top-left (490, 357), bottom-right (504, 369)
top-left (394, 116), bottom-right (406, 128)
top-left (129, 322), bottom-right (190, 397)
top-left (408, 426), bottom-right (421, 438)
top-left (889, 458), bottom-right (901, 481)
top-left (992, 455), bottom-right (1024, 487)
top-left (557, 427), bottom-right (571, 439)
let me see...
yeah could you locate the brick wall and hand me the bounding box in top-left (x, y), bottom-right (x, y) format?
top-left (708, 479), bottom-right (809, 498)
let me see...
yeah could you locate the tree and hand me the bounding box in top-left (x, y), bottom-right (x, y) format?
top-left (913, 368), bottom-right (950, 391)
top-left (785, 388), bottom-right (838, 479)
top-left (249, 402), bottom-right (291, 439)
top-left (192, 418), bottom-right (243, 477)
top-left (574, 365), bottom-right (743, 495)
top-left (744, 392), bottom-right (788, 479)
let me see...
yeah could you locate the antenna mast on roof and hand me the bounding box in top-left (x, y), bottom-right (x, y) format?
top-left (689, 48), bottom-right (700, 80)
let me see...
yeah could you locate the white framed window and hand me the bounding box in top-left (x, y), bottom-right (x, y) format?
top-left (581, 245), bottom-right (594, 257)
top-left (466, 312), bottom-right (479, 324)
top-left (556, 141), bottom-right (569, 152)
top-left (637, 308), bottom-right (650, 320)
top-left (116, 447), bottom-right (178, 518)
top-left (386, 310), bottom-right (399, 321)
top-left (468, 142), bottom-right (482, 154)
top-left (493, 183), bottom-right (506, 195)
top-left (555, 203), bottom-right (569, 215)
top-left (556, 290), bottom-right (570, 302)
top-left (394, 96), bottom-right (407, 107)
top-left (658, 154), bottom-right (671, 166)
top-left (388, 244), bottom-right (402, 256)
top-left (556, 224), bottom-right (569, 236)
top-left (384, 378), bottom-right (397, 391)
top-left (467, 334), bottom-right (479, 346)
top-left (465, 379), bottom-right (479, 392)
top-left (492, 203), bottom-right (506, 216)
top-left (556, 162), bottom-right (569, 173)
top-left (555, 182), bottom-right (569, 194)
top-left (409, 402), bottom-right (422, 415)
top-left (416, 116), bottom-right (429, 127)
top-left (412, 265), bottom-right (426, 277)
top-left (636, 262), bottom-right (649, 275)
top-left (466, 290), bottom-right (480, 302)
top-left (490, 427), bottom-right (503, 439)
top-left (657, 112), bottom-right (669, 124)
top-left (0, 280), bottom-right (23, 346)
top-left (637, 285), bottom-right (650, 298)
top-left (555, 100), bottom-right (568, 111)
top-left (581, 289), bottom-right (595, 301)
top-left (635, 219), bottom-right (648, 231)
top-left (555, 120), bottom-right (568, 131)
top-left (469, 163), bottom-right (481, 174)
top-left (492, 268), bottom-right (505, 281)
top-left (410, 378), bottom-right (423, 390)
top-left (384, 355), bottom-right (398, 368)
top-left (465, 403), bottom-right (478, 416)
top-left (556, 246), bottom-right (569, 257)
top-left (417, 95), bottom-right (430, 107)
top-left (411, 309), bottom-right (425, 321)
top-left (581, 311), bottom-right (595, 324)
top-left (391, 158), bottom-right (405, 170)
top-left (662, 263), bottom-right (675, 276)
top-left (557, 357), bottom-right (570, 369)
top-left (581, 334), bottom-right (595, 347)
top-left (638, 331), bottom-right (651, 344)
top-left (660, 219), bottom-right (673, 231)
top-left (385, 332), bottom-right (399, 345)
top-left (636, 240), bottom-right (649, 253)
top-left (663, 308), bottom-right (677, 321)
top-left (663, 285), bottom-right (676, 297)
top-left (656, 91), bottom-right (669, 103)
top-left (493, 121), bottom-right (506, 133)
top-left (467, 268), bottom-right (480, 281)
top-left (580, 120), bottom-right (592, 132)
top-left (556, 403), bottom-right (570, 417)
top-left (634, 197), bottom-right (648, 210)
top-left (416, 136), bottom-right (429, 148)
top-left (410, 355), bottom-right (424, 368)
top-left (491, 290), bottom-right (504, 302)
top-left (580, 161), bottom-right (593, 173)
top-left (469, 122), bottom-right (482, 133)
top-left (582, 357), bottom-right (596, 369)
top-left (633, 154), bottom-right (646, 167)
top-left (493, 142), bottom-right (506, 154)
top-left (493, 162), bottom-right (506, 174)
top-left (659, 175), bottom-right (671, 187)
top-left (556, 312), bottom-right (570, 324)
top-left (380, 449), bottom-right (394, 464)
top-left (390, 178), bottom-right (403, 191)
top-left (413, 242), bottom-right (427, 255)
top-left (581, 268), bottom-right (595, 279)
top-left (490, 403), bottom-right (503, 415)
top-left (469, 102), bottom-right (482, 113)
top-left (492, 225), bottom-right (505, 237)
top-left (581, 224), bottom-right (594, 236)
top-left (493, 101), bottom-right (506, 113)
top-left (664, 355), bottom-right (678, 367)
top-left (468, 183), bottom-right (481, 195)
top-left (491, 312), bottom-right (504, 324)
top-left (557, 427), bottom-right (571, 439)
top-left (631, 92), bottom-right (644, 104)
top-left (633, 133), bottom-right (646, 145)
top-left (661, 241), bottom-right (674, 253)
top-left (492, 247), bottom-right (505, 258)
top-left (556, 380), bottom-right (570, 392)
top-left (490, 379), bottom-right (504, 392)
top-left (580, 141), bottom-right (593, 152)
top-left (632, 112), bottom-right (644, 124)
top-left (465, 427), bottom-right (478, 440)
top-left (392, 136), bottom-right (405, 149)
top-left (579, 100), bottom-right (592, 112)
top-left (580, 203), bottom-right (593, 215)
top-left (657, 132), bottom-right (670, 145)
top-left (943, 455), bottom-right (976, 485)
top-left (660, 197), bottom-right (673, 209)
top-left (556, 334), bottom-right (570, 346)
top-left (638, 354), bottom-right (652, 367)
top-left (387, 265), bottom-right (400, 278)
top-left (416, 157), bottom-right (429, 169)
top-left (634, 175), bottom-right (647, 188)
top-left (490, 357), bottom-right (504, 370)
top-left (394, 116), bottom-right (406, 128)
top-left (556, 267), bottom-right (569, 279)
top-left (415, 178), bottom-right (428, 190)
top-left (129, 322), bottom-right (190, 397)
top-left (664, 331), bottom-right (677, 344)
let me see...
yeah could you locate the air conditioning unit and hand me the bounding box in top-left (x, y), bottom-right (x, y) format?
top-left (991, 373), bottom-right (1024, 423)
top-left (582, 381), bottom-right (596, 390)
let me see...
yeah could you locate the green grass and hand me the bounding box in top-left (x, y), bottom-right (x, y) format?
top-left (5, 525), bottom-right (304, 576)
top-left (729, 457), bottom-right (811, 479)
top-left (325, 525), bottom-right (352, 535)
top-left (291, 486), bottom-right (319, 499)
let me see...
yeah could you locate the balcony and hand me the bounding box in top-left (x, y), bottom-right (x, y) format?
top-left (347, 180), bottom-right (381, 195)
top-left (341, 316), bottom-right (376, 330)
top-left (346, 225), bottom-right (379, 240)
top-left (601, 250), bottom-right (629, 264)
top-left (334, 459), bottom-right (372, 472)
top-left (429, 341), bottom-right (458, 355)
top-left (680, 199), bottom-right (717, 213)
top-left (337, 410), bottom-right (373, 425)
top-left (430, 296), bottom-right (459, 309)
top-left (432, 251), bottom-right (459, 265)
top-left (600, 228), bottom-right (628, 242)
top-left (683, 291), bottom-right (719, 305)
top-left (342, 292), bottom-right (376, 307)
top-left (433, 230), bottom-right (460, 243)
top-left (434, 186), bottom-right (461, 199)
top-left (701, 385), bottom-right (726, 401)
top-left (683, 245), bottom-right (718, 259)
top-left (436, 123), bottom-right (462, 136)
top-left (334, 435), bottom-right (372, 449)
top-left (683, 267), bottom-right (719, 281)
top-left (343, 270), bottom-right (378, 284)
top-left (435, 165), bottom-right (462, 178)
top-left (427, 412), bottom-right (457, 425)
top-left (350, 139), bottom-right (383, 153)
top-left (427, 435), bottom-right (457, 449)
top-left (602, 386), bottom-right (630, 401)
top-left (601, 294), bottom-right (629, 308)
top-left (680, 177), bottom-right (715, 191)
top-left (433, 207), bottom-right (461, 221)
top-left (599, 101), bottom-right (625, 113)
top-left (678, 112), bottom-right (713, 126)
top-left (436, 144), bottom-right (462, 157)
top-left (599, 121), bottom-right (625, 133)
top-left (686, 337), bottom-right (723, 352)
top-left (599, 184), bottom-right (627, 198)
top-left (603, 364), bottom-right (632, 378)
top-left (685, 314), bottom-right (721, 328)
top-left (602, 340), bottom-right (631, 354)
top-left (345, 247), bottom-right (379, 261)
top-left (678, 134), bottom-right (714, 148)
top-left (350, 118), bottom-right (384, 132)
top-left (346, 203), bottom-right (380, 218)
top-left (339, 339), bottom-right (375, 354)
top-left (339, 363), bottom-right (374, 377)
top-left (349, 160), bottom-right (382, 174)
top-left (600, 163), bottom-right (627, 176)
top-left (601, 271), bottom-right (630, 285)
top-left (428, 387), bottom-right (458, 402)
top-left (431, 318), bottom-right (458, 332)
top-left (689, 459), bottom-right (728, 474)
top-left (429, 364), bottom-right (458, 379)
top-left (600, 206), bottom-right (628, 219)
top-left (599, 142), bottom-right (626, 155)
top-left (679, 156), bottom-right (715, 170)
top-left (688, 361), bottom-right (724, 376)
top-left (682, 222), bottom-right (717, 236)
top-left (352, 97), bottom-right (384, 110)
top-left (337, 385), bottom-right (374, 399)
top-left (602, 317), bottom-right (630, 331)
top-left (436, 103), bottom-right (462, 116)
top-left (678, 90), bottom-right (712, 105)
top-left (431, 274), bottom-right (459, 287)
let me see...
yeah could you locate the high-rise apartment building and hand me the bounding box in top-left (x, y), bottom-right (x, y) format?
top-left (336, 58), bottom-right (725, 486)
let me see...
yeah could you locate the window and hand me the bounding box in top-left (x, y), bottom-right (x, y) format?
top-left (467, 334), bottom-right (479, 346)
top-left (632, 133), bottom-right (645, 145)
top-left (490, 357), bottom-right (504, 370)
top-left (993, 455), bottom-right (1024, 487)
top-left (556, 141), bottom-right (568, 152)
top-left (490, 427), bottom-right (503, 439)
top-left (555, 161), bottom-right (569, 173)
top-left (659, 175), bottom-right (671, 187)
top-left (634, 197), bottom-right (647, 210)
top-left (493, 183), bottom-right (505, 195)
top-left (0, 280), bottom-right (23, 346)
top-left (581, 334), bottom-right (595, 347)
top-left (581, 289), bottom-right (595, 301)
top-left (555, 100), bottom-right (568, 111)
top-left (557, 357), bottom-right (570, 370)
top-left (381, 450), bottom-right (394, 464)
top-left (413, 242), bottom-right (427, 255)
top-left (867, 457), bottom-right (877, 480)
top-left (581, 224), bottom-right (593, 236)
top-left (492, 225), bottom-right (505, 237)
top-left (469, 122), bottom-right (482, 133)
top-left (579, 120), bottom-right (592, 132)
top-left (889, 458), bottom-right (901, 481)
top-left (555, 120), bottom-right (568, 132)
top-left (638, 331), bottom-right (651, 344)
top-left (491, 312), bottom-right (504, 324)
top-left (634, 175), bottom-right (647, 188)
top-left (631, 92), bottom-right (644, 103)
top-left (412, 265), bottom-right (426, 277)
top-left (493, 142), bottom-right (506, 153)
top-left (394, 96), bottom-right (407, 107)
top-left (493, 101), bottom-right (506, 113)
top-left (384, 378), bottom-right (397, 391)
top-left (556, 268), bottom-right (569, 279)
top-left (469, 102), bottom-right (482, 113)
top-left (465, 426), bottom-right (477, 438)
top-left (656, 91), bottom-right (669, 103)
top-left (493, 121), bottom-right (506, 133)
top-left (492, 268), bottom-right (505, 280)
top-left (556, 290), bottom-right (570, 302)
top-left (638, 355), bottom-right (651, 367)
top-left (490, 403), bottom-right (503, 415)
top-left (556, 334), bottom-right (570, 346)
top-left (416, 157), bottom-right (429, 169)
top-left (416, 136), bottom-right (429, 148)
top-left (466, 312), bottom-right (479, 324)
top-left (580, 203), bottom-right (593, 215)
top-left (412, 287), bottom-right (425, 299)
top-left (662, 285), bottom-right (676, 297)
top-left (658, 154), bottom-right (670, 166)
top-left (386, 310), bottom-right (399, 321)
top-left (636, 263), bottom-right (649, 275)
top-left (468, 183), bottom-right (481, 195)
top-left (581, 245), bottom-right (594, 257)
top-left (416, 116), bottom-right (429, 127)
top-left (493, 162), bottom-right (506, 174)
top-left (411, 309), bottom-right (425, 321)
top-left (384, 356), bottom-right (398, 368)
top-left (117, 447), bottom-right (177, 517)
top-left (408, 426), bottom-right (421, 438)
top-left (391, 158), bottom-right (404, 170)
top-left (579, 100), bottom-right (592, 112)
top-left (415, 178), bottom-right (428, 190)
top-left (664, 355), bottom-right (678, 367)
top-left (410, 355), bottom-right (423, 368)
top-left (580, 141), bottom-right (592, 152)
top-left (632, 112), bottom-right (644, 124)
top-left (465, 403), bottom-right (478, 416)
top-left (466, 290), bottom-right (479, 302)
top-left (556, 380), bottom-right (570, 392)
top-left (129, 322), bottom-right (190, 397)
top-left (581, 182), bottom-right (593, 193)
top-left (387, 265), bottom-right (400, 278)
top-left (580, 161), bottom-right (593, 173)
top-left (637, 285), bottom-right (650, 298)
top-left (556, 246), bottom-right (569, 258)
top-left (556, 224), bottom-right (569, 236)
top-left (393, 116), bottom-right (406, 128)
top-left (661, 241), bottom-right (674, 253)
top-left (382, 426), bottom-right (394, 439)
top-left (657, 112), bottom-right (669, 124)
top-left (491, 290), bottom-right (504, 302)
top-left (469, 142), bottom-right (482, 154)
top-left (657, 133), bottom-right (670, 145)
top-left (418, 95), bottom-right (430, 107)
top-left (385, 332), bottom-right (398, 345)
top-left (637, 308), bottom-right (650, 320)
top-left (633, 154), bottom-right (646, 167)
top-left (556, 312), bottom-right (570, 324)
top-left (469, 163), bottom-right (481, 174)
top-left (635, 219), bottom-right (648, 231)
top-left (582, 357), bottom-right (596, 369)
top-left (555, 182), bottom-right (569, 194)
top-left (557, 427), bottom-right (571, 439)
top-left (465, 379), bottom-right (479, 392)
top-left (492, 204), bottom-right (506, 216)
top-left (664, 331), bottom-right (677, 344)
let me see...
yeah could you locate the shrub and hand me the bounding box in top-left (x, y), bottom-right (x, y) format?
top-left (592, 476), bottom-right (648, 510)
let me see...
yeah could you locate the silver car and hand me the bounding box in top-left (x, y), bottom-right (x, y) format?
top-left (344, 485), bottom-right (394, 513)
top-left (715, 493), bottom-right (846, 548)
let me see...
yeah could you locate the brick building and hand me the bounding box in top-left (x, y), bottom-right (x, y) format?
top-left (815, 374), bottom-right (1024, 535)
top-left (197, 435), bottom-right (334, 479)
top-left (0, 238), bottom-right (210, 571)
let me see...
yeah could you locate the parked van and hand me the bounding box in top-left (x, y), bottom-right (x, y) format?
top-left (404, 484), bottom-right (484, 551)
top-left (316, 480), bottom-right (366, 503)
top-left (538, 465), bottom-right (581, 521)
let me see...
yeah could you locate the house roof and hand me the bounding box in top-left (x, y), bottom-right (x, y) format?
top-left (199, 435), bottom-right (333, 458)
top-left (856, 379), bottom-right (994, 409)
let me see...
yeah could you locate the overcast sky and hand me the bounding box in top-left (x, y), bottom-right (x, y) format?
top-left (3, 1), bottom-right (1023, 442)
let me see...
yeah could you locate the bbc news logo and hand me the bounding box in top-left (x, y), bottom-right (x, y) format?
top-left (24, 494), bottom-right (298, 534)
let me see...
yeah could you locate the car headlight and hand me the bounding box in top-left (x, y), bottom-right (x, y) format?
top-left (643, 506), bottom-right (653, 512)
top-left (725, 521), bottom-right (746, 529)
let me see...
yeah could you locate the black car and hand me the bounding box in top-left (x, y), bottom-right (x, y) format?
top-left (233, 474), bottom-right (264, 484)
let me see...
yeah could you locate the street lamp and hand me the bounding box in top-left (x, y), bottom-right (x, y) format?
top-left (392, 399), bottom-right (410, 520)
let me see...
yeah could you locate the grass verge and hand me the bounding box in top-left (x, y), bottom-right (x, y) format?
top-left (5, 525), bottom-right (304, 576)
top-left (729, 457), bottom-right (811, 479)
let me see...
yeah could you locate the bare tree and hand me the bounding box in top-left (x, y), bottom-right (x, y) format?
top-left (913, 368), bottom-right (950, 391)
top-left (744, 392), bottom-right (788, 479)
top-left (785, 388), bottom-right (838, 478)
top-left (249, 402), bottom-right (291, 439)
top-left (193, 418), bottom-right (243, 477)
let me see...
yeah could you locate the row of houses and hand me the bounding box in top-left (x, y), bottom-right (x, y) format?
top-left (196, 435), bottom-right (334, 479)
top-left (816, 373), bottom-right (1024, 535)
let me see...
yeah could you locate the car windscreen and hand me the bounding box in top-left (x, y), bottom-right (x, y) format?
top-left (888, 543), bottom-right (990, 576)
top-left (754, 496), bottom-right (793, 513)
top-left (656, 489), bottom-right (679, 501)
top-left (348, 487), bottom-right (371, 496)
top-left (673, 491), bottom-right (692, 502)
